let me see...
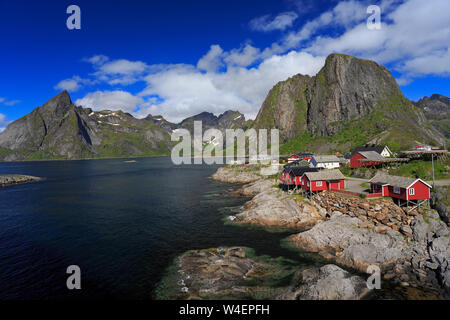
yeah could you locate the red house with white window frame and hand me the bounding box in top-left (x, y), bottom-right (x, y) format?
top-left (300, 169), bottom-right (345, 192)
top-left (369, 172), bottom-right (431, 202)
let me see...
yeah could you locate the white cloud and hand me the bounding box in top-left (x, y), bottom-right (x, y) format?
top-left (54, 76), bottom-right (90, 92)
top-left (0, 113), bottom-right (11, 132)
top-left (250, 12), bottom-right (298, 32)
top-left (3, 100), bottom-right (20, 106)
top-left (75, 90), bottom-right (144, 113)
top-left (224, 44), bottom-right (261, 67)
top-left (84, 54), bottom-right (109, 65)
top-left (197, 45), bottom-right (224, 72)
top-left (0, 97), bottom-right (20, 106)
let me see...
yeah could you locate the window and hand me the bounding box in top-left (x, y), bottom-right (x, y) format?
top-left (393, 187), bottom-right (401, 194)
top-left (316, 181), bottom-right (322, 187)
top-left (409, 188), bottom-right (415, 195)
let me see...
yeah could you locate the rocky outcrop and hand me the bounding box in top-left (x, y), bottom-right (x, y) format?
top-left (0, 174), bottom-right (42, 187)
top-left (231, 186), bottom-right (322, 231)
top-left (286, 214), bottom-right (409, 272)
top-left (156, 247), bottom-right (371, 300)
top-left (253, 53), bottom-right (445, 150)
top-left (286, 203), bottom-right (450, 298)
top-left (155, 247), bottom-right (297, 300)
top-left (278, 264), bottom-right (370, 300)
top-left (211, 166), bottom-right (261, 184)
top-left (311, 191), bottom-right (417, 236)
top-left (431, 186), bottom-right (449, 226)
top-left (233, 178), bottom-right (275, 197)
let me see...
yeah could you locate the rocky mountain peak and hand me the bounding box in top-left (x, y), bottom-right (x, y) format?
top-left (40, 90), bottom-right (73, 116)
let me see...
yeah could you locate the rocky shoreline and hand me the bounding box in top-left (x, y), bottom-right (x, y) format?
top-left (158, 166), bottom-right (449, 299)
top-left (0, 174), bottom-right (42, 187)
top-left (228, 168), bottom-right (449, 299)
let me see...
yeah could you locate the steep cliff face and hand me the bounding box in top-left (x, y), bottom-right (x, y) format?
top-left (253, 54), bottom-right (445, 152)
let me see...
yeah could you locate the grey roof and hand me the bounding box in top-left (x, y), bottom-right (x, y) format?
top-left (350, 145), bottom-right (389, 157)
top-left (358, 151), bottom-right (385, 161)
top-left (288, 166), bottom-right (319, 176)
top-left (304, 169), bottom-right (345, 181)
top-left (312, 155), bottom-right (340, 163)
top-left (369, 171), bottom-right (428, 188)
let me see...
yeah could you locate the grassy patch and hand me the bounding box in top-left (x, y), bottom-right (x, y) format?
top-left (389, 159), bottom-right (450, 180)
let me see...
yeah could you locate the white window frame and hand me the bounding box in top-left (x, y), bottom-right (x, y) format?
top-left (393, 186), bottom-right (401, 194)
top-left (409, 188), bottom-right (415, 195)
top-left (316, 181), bottom-right (322, 187)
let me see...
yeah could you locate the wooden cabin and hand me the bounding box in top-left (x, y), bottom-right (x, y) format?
top-left (369, 172), bottom-right (431, 202)
top-left (350, 151), bottom-right (385, 169)
top-left (279, 166), bottom-right (319, 185)
top-left (300, 169), bottom-right (345, 192)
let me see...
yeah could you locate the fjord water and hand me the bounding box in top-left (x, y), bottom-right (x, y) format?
top-left (0, 157), bottom-right (313, 300)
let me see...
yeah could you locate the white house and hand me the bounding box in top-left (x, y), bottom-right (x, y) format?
top-left (310, 155), bottom-right (340, 169)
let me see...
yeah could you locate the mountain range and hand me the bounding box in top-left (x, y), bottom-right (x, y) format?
top-left (0, 53), bottom-right (448, 161)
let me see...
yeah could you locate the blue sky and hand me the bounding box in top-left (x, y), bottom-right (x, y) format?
top-left (1, 0), bottom-right (449, 130)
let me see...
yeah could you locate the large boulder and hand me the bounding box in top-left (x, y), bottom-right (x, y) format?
top-left (278, 264), bottom-right (370, 300)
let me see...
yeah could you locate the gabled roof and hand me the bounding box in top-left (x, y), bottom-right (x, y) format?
top-left (350, 145), bottom-right (390, 157)
top-left (370, 171), bottom-right (432, 189)
top-left (304, 169), bottom-right (345, 181)
top-left (288, 166), bottom-right (319, 177)
top-left (358, 151), bottom-right (385, 161)
top-left (289, 152), bottom-right (314, 157)
top-left (311, 155), bottom-right (340, 163)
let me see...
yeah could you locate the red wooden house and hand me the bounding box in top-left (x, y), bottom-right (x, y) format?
top-left (279, 166), bottom-right (319, 185)
top-left (300, 169), bottom-right (345, 192)
top-left (350, 151), bottom-right (385, 169)
top-left (369, 172), bottom-right (431, 202)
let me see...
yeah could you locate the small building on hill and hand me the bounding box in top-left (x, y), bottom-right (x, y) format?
top-left (288, 152), bottom-right (314, 163)
top-left (350, 144), bottom-right (393, 158)
top-left (300, 169), bottom-right (345, 192)
top-left (310, 155), bottom-right (340, 169)
top-left (350, 151), bottom-right (386, 168)
top-left (369, 172), bottom-right (431, 204)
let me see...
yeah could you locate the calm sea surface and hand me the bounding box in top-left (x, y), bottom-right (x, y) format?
top-left (0, 157), bottom-right (326, 300)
